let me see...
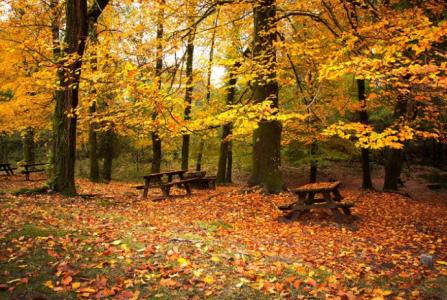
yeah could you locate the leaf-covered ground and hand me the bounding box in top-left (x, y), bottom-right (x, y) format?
top-left (1, 175), bottom-right (447, 299)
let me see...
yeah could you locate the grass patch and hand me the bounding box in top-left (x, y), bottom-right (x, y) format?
top-left (197, 220), bottom-right (233, 233)
top-left (5, 224), bottom-right (66, 241)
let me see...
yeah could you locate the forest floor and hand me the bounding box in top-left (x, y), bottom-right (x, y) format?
top-left (1, 165), bottom-right (447, 299)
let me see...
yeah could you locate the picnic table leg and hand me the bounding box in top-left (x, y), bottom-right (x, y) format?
top-left (142, 178), bottom-right (150, 198)
top-left (323, 192), bottom-right (343, 222)
top-left (332, 188), bottom-right (343, 201)
top-left (184, 183), bottom-right (192, 195)
top-left (162, 186), bottom-right (170, 197)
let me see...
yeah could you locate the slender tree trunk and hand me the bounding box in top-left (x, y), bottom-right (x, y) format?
top-left (181, 28), bottom-right (195, 171)
top-left (383, 98), bottom-right (407, 191)
top-left (216, 60), bottom-right (240, 183)
top-left (195, 9), bottom-right (219, 172)
top-left (102, 129), bottom-right (114, 182)
top-left (88, 103), bottom-right (100, 182)
top-left (248, 0), bottom-right (283, 193)
top-left (216, 124), bottom-right (232, 183)
top-left (151, 0), bottom-right (164, 173)
top-left (23, 128), bottom-right (35, 165)
top-left (309, 141), bottom-right (317, 183)
top-left (357, 79), bottom-right (374, 189)
top-left (226, 135), bottom-right (233, 183)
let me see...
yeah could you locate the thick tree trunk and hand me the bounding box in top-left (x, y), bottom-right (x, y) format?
top-left (383, 149), bottom-right (404, 190)
top-left (226, 140), bottom-right (232, 183)
top-left (23, 128), bottom-right (35, 165)
top-left (151, 0), bottom-right (164, 173)
top-left (181, 29), bottom-right (195, 171)
top-left (357, 79), bottom-right (374, 189)
top-left (51, 0), bottom-right (109, 195)
top-left (248, 0), bottom-right (283, 193)
top-left (52, 0), bottom-right (88, 195)
top-left (383, 98), bottom-right (407, 191)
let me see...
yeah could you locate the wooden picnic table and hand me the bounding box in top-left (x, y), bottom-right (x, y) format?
top-left (281, 181), bottom-right (354, 221)
top-left (0, 163), bottom-right (15, 176)
top-left (22, 163), bottom-right (48, 180)
top-left (139, 170), bottom-right (188, 198)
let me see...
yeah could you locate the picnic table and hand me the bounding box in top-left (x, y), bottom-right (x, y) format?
top-left (21, 163), bottom-right (48, 180)
top-left (281, 181), bottom-right (354, 221)
top-left (137, 170), bottom-right (195, 198)
top-left (0, 163), bottom-right (15, 176)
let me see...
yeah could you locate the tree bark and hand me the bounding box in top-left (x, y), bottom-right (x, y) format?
top-left (357, 79), bottom-right (374, 189)
top-left (309, 141), bottom-right (317, 183)
top-left (248, 0), bottom-right (283, 193)
top-left (195, 9), bottom-right (219, 172)
top-left (151, 0), bottom-right (164, 173)
top-left (23, 128), bottom-right (35, 165)
top-left (51, 0), bottom-right (89, 195)
top-left (88, 103), bottom-right (100, 182)
top-left (181, 28), bottom-right (195, 171)
top-left (51, 0), bottom-right (109, 195)
top-left (216, 60), bottom-right (240, 183)
top-left (101, 129), bottom-right (114, 182)
top-left (383, 98), bottom-right (407, 191)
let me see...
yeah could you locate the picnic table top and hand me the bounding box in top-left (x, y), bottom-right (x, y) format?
top-left (143, 170), bottom-right (187, 179)
top-left (291, 181), bottom-right (341, 193)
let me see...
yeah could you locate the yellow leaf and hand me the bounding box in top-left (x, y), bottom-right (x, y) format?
top-left (203, 276), bottom-right (215, 284)
top-left (177, 257), bottom-right (190, 267)
top-left (211, 256), bottom-right (220, 263)
top-left (71, 282), bottom-right (81, 290)
top-left (436, 260), bottom-right (447, 265)
top-left (44, 280), bottom-right (54, 289)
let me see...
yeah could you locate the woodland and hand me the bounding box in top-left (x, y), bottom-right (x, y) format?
top-left (0, 0), bottom-right (447, 299)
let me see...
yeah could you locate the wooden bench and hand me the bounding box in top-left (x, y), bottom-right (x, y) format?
top-left (184, 171), bottom-right (217, 189)
top-left (21, 163), bottom-right (48, 180)
top-left (282, 181), bottom-right (354, 222)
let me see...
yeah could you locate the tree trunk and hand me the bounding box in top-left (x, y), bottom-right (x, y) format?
top-left (88, 103), bottom-right (100, 182)
top-left (181, 28), bottom-right (195, 171)
top-left (102, 129), bottom-right (114, 182)
top-left (216, 124), bottom-right (232, 183)
top-left (309, 141), bottom-right (317, 183)
top-left (23, 128), bottom-right (35, 165)
top-left (151, 0), bottom-right (164, 173)
top-left (226, 138), bottom-right (233, 183)
top-left (216, 60), bottom-right (240, 183)
top-left (357, 79), bottom-right (374, 189)
top-left (248, 0), bottom-right (283, 193)
top-left (51, 0), bottom-right (88, 195)
top-left (51, 0), bottom-right (109, 195)
top-left (383, 98), bottom-right (407, 191)
top-left (195, 9), bottom-right (219, 172)
top-left (195, 141), bottom-right (204, 171)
